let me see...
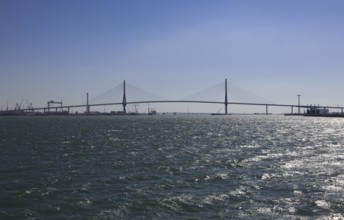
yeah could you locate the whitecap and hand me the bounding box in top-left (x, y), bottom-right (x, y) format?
top-left (293, 190), bottom-right (302, 196)
top-left (281, 160), bottom-right (303, 169)
top-left (81, 182), bottom-right (92, 191)
top-left (215, 173), bottom-right (228, 180)
top-left (239, 145), bottom-right (260, 149)
top-left (261, 173), bottom-right (273, 180)
top-left (288, 207), bottom-right (296, 213)
top-left (204, 175), bottom-right (211, 180)
top-left (167, 194), bottom-right (195, 207)
top-left (109, 137), bottom-right (121, 141)
top-left (315, 200), bottom-right (330, 209)
top-left (78, 199), bottom-right (92, 208)
top-left (229, 186), bottom-right (249, 196)
top-left (256, 207), bottom-right (273, 214)
top-left (319, 213), bottom-right (344, 220)
top-left (40, 187), bottom-right (56, 197)
top-left (200, 193), bottom-right (229, 205)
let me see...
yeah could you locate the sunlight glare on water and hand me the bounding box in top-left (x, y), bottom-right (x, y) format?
top-left (1, 115), bottom-right (344, 219)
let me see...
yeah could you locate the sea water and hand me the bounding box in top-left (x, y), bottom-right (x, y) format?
top-left (1, 115), bottom-right (344, 219)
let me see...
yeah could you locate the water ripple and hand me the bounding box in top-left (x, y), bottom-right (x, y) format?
top-left (1, 115), bottom-right (344, 219)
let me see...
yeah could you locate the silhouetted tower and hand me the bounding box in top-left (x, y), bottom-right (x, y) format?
top-left (86, 92), bottom-right (90, 114)
top-left (297, 94), bottom-right (301, 114)
top-left (122, 80), bottom-right (127, 114)
top-left (225, 78), bottom-right (228, 115)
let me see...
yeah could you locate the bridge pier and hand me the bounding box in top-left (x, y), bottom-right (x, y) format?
top-left (291, 106), bottom-right (293, 114)
top-left (266, 105), bottom-right (268, 115)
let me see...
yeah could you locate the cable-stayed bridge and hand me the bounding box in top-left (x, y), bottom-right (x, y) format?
top-left (1, 79), bottom-right (344, 115)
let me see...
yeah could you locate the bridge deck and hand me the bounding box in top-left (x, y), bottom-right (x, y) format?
top-left (3, 100), bottom-right (343, 113)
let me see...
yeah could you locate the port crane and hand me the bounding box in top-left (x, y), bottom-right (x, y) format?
top-left (47, 100), bottom-right (63, 112)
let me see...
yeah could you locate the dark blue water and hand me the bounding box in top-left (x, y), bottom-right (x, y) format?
top-left (1, 115), bottom-right (344, 219)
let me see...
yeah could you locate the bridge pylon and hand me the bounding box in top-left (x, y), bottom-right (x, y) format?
top-left (86, 92), bottom-right (90, 114)
top-left (122, 80), bottom-right (127, 114)
top-left (225, 78), bottom-right (228, 115)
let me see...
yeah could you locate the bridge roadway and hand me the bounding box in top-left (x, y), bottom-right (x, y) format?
top-left (11, 100), bottom-right (344, 114)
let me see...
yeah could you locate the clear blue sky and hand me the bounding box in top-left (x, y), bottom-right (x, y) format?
top-left (1, 0), bottom-right (344, 113)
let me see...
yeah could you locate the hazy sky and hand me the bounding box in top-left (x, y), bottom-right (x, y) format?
top-left (1, 0), bottom-right (344, 113)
